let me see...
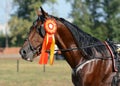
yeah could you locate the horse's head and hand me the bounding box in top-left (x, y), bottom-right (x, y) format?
top-left (19, 7), bottom-right (48, 61)
top-left (20, 7), bottom-right (83, 67)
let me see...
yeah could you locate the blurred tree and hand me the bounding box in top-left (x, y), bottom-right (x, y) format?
top-left (46, 0), bottom-right (57, 15)
top-left (9, 0), bottom-right (57, 47)
top-left (103, 0), bottom-right (120, 42)
top-left (0, 32), bottom-right (6, 47)
top-left (68, 0), bottom-right (120, 42)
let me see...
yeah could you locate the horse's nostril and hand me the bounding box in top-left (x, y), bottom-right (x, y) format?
top-left (20, 49), bottom-right (27, 59)
top-left (22, 50), bottom-right (26, 55)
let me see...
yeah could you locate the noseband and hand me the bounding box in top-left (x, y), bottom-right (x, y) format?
top-left (26, 38), bottom-right (41, 56)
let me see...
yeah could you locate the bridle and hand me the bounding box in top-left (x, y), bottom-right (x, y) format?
top-left (26, 38), bottom-right (41, 56)
top-left (47, 43), bottom-right (106, 52)
top-left (25, 15), bottom-right (45, 56)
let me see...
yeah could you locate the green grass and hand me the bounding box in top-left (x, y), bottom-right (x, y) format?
top-left (0, 58), bottom-right (73, 86)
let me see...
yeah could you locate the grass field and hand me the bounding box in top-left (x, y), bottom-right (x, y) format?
top-left (0, 58), bottom-right (73, 86)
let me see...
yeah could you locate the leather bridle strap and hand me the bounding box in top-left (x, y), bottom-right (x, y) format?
top-left (104, 41), bottom-right (118, 72)
top-left (27, 38), bottom-right (40, 55)
top-left (46, 43), bottom-right (110, 53)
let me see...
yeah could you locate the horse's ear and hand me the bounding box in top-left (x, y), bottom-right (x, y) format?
top-left (40, 7), bottom-right (48, 17)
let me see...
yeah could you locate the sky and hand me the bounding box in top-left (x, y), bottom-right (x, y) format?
top-left (0, 0), bottom-right (72, 33)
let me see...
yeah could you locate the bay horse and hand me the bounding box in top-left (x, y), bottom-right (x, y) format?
top-left (19, 7), bottom-right (120, 86)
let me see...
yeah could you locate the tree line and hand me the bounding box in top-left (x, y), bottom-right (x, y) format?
top-left (0, 0), bottom-right (120, 47)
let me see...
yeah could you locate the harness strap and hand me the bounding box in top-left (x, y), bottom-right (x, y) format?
top-left (72, 41), bottom-right (118, 75)
top-left (104, 41), bottom-right (118, 72)
top-left (72, 57), bottom-right (114, 76)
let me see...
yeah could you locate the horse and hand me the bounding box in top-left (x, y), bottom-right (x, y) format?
top-left (19, 7), bottom-right (120, 86)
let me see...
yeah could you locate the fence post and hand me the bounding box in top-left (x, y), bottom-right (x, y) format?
top-left (17, 59), bottom-right (19, 72)
top-left (43, 64), bottom-right (45, 72)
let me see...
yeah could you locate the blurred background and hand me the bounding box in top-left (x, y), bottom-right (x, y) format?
top-left (0, 0), bottom-right (120, 48)
top-left (0, 0), bottom-right (120, 86)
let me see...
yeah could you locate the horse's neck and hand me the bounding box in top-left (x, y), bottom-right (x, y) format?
top-left (55, 22), bottom-right (84, 68)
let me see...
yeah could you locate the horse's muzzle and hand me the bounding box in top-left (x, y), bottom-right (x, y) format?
top-left (19, 48), bottom-right (33, 62)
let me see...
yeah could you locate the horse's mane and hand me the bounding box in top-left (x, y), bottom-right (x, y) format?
top-left (59, 18), bottom-right (112, 59)
top-left (59, 18), bottom-right (100, 47)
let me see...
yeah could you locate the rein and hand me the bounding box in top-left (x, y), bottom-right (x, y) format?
top-left (104, 41), bottom-right (118, 72)
top-left (46, 42), bottom-right (117, 53)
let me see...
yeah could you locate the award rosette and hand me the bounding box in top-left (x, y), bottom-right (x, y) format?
top-left (39, 18), bottom-right (57, 65)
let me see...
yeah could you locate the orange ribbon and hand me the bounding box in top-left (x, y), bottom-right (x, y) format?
top-left (39, 18), bottom-right (57, 65)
